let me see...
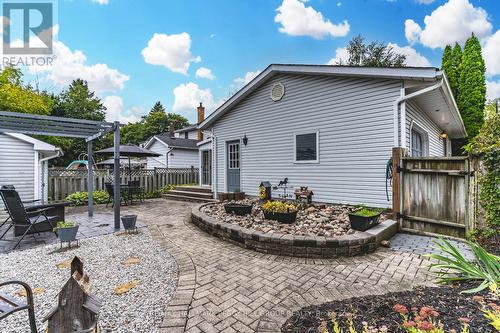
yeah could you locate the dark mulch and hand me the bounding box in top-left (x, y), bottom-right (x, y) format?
top-left (281, 284), bottom-right (497, 333)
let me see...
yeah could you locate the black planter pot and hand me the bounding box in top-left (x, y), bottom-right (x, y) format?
top-left (348, 212), bottom-right (381, 231)
top-left (224, 203), bottom-right (252, 216)
top-left (263, 210), bottom-right (297, 224)
top-left (121, 215), bottom-right (137, 230)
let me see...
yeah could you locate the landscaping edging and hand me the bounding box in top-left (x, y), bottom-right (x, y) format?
top-left (191, 204), bottom-right (398, 258)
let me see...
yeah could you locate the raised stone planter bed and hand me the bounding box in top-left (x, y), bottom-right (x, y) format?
top-left (191, 204), bottom-right (398, 258)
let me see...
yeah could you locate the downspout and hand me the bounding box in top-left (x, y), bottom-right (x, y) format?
top-left (393, 78), bottom-right (445, 148)
top-left (39, 149), bottom-right (63, 201)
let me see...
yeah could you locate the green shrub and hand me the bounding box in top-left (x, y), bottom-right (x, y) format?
top-left (352, 207), bottom-right (383, 217)
top-left (262, 201), bottom-right (297, 213)
top-left (426, 238), bottom-right (500, 294)
top-left (65, 191), bottom-right (109, 206)
top-left (53, 220), bottom-right (77, 232)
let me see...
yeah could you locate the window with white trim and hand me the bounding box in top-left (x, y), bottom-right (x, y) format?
top-left (228, 142), bottom-right (240, 169)
top-left (295, 132), bottom-right (318, 162)
top-left (410, 123), bottom-right (429, 157)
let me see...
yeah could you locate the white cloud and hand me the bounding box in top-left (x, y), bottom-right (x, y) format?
top-left (486, 81), bottom-right (500, 101)
top-left (142, 32), bottom-right (201, 74)
top-left (234, 70), bottom-right (261, 86)
top-left (92, 0), bottom-right (109, 4)
top-left (172, 83), bottom-right (220, 119)
top-left (387, 43), bottom-right (431, 67)
top-left (29, 40), bottom-right (129, 94)
top-left (326, 47), bottom-right (349, 65)
top-left (103, 96), bottom-right (144, 124)
top-left (195, 67), bottom-right (215, 80)
top-left (404, 19), bottom-right (422, 45)
top-left (274, 0), bottom-right (350, 39)
top-left (483, 30), bottom-right (500, 76)
top-left (404, 0), bottom-right (492, 49)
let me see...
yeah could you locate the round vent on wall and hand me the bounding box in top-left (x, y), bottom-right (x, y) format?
top-left (270, 82), bottom-right (285, 102)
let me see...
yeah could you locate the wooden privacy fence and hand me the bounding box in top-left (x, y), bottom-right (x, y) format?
top-left (48, 167), bottom-right (199, 200)
top-left (393, 150), bottom-right (472, 239)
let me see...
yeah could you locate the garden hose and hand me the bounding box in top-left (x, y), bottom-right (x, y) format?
top-left (385, 157), bottom-right (393, 201)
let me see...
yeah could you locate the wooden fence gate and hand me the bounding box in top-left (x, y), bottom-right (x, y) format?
top-left (396, 155), bottom-right (471, 239)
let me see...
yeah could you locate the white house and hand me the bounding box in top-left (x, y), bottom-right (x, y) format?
top-left (0, 132), bottom-right (62, 205)
top-left (145, 103), bottom-right (206, 169)
top-left (198, 64), bottom-right (467, 207)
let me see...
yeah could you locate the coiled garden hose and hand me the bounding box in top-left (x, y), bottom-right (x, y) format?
top-left (385, 157), bottom-right (393, 201)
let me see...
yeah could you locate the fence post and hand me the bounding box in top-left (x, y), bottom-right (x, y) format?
top-left (392, 147), bottom-right (402, 221)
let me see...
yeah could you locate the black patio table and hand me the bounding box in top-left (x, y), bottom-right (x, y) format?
top-left (120, 183), bottom-right (144, 205)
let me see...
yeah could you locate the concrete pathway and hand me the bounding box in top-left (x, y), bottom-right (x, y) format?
top-left (137, 200), bottom-right (438, 333)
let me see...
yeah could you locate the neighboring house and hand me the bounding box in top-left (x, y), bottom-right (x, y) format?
top-left (144, 135), bottom-right (199, 168)
top-left (0, 132), bottom-right (62, 207)
top-left (198, 64), bottom-right (467, 207)
top-left (145, 103), bottom-right (206, 169)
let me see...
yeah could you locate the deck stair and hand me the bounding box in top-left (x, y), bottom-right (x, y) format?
top-left (162, 186), bottom-right (216, 203)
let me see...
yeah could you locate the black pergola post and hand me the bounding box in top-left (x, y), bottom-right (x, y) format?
top-left (113, 122), bottom-right (120, 230)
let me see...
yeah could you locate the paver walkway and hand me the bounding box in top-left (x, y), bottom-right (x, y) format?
top-left (132, 200), bottom-right (438, 333)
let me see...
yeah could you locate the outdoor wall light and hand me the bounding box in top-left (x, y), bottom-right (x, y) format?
top-left (242, 134), bottom-right (248, 146)
top-left (440, 133), bottom-right (448, 139)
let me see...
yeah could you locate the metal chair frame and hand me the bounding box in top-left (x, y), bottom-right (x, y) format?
top-left (0, 280), bottom-right (37, 332)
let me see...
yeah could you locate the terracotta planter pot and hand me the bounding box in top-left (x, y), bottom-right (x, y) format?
top-left (348, 212), bottom-right (381, 231)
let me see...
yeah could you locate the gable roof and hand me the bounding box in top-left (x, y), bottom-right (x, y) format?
top-left (175, 124), bottom-right (198, 133)
top-left (148, 135), bottom-right (199, 150)
top-left (2, 132), bottom-right (60, 152)
top-left (199, 64), bottom-right (443, 129)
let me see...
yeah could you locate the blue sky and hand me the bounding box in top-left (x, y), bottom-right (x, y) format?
top-left (19, 0), bottom-right (500, 123)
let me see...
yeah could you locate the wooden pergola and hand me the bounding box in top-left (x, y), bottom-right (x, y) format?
top-left (0, 111), bottom-right (123, 229)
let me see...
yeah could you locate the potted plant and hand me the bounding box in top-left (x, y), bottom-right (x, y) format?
top-left (224, 202), bottom-right (253, 215)
top-left (262, 201), bottom-right (298, 224)
top-left (348, 207), bottom-right (383, 231)
top-left (53, 221), bottom-right (79, 243)
top-left (121, 215), bottom-right (138, 231)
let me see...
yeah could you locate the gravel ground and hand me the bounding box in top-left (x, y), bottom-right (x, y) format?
top-left (203, 199), bottom-right (388, 237)
top-left (0, 229), bottom-right (177, 333)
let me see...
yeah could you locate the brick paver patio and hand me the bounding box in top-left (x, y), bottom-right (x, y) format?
top-left (134, 199), bottom-right (437, 333)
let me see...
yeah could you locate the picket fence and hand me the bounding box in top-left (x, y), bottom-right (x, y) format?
top-left (48, 167), bottom-right (199, 200)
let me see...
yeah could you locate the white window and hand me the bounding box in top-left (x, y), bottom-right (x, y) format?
top-left (410, 122), bottom-right (429, 157)
top-left (294, 132), bottom-right (319, 163)
top-left (228, 143), bottom-right (240, 169)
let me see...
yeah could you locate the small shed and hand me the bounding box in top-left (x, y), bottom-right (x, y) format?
top-left (0, 132), bottom-right (62, 207)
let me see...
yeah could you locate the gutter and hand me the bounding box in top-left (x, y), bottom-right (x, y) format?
top-left (393, 78), bottom-right (445, 147)
top-left (39, 148), bottom-right (63, 201)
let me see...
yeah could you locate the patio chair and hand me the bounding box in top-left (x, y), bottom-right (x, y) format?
top-left (0, 280), bottom-right (37, 332)
top-left (0, 188), bottom-right (56, 250)
top-left (105, 183), bottom-right (127, 207)
top-left (127, 180), bottom-right (144, 204)
top-left (1, 185), bottom-right (41, 229)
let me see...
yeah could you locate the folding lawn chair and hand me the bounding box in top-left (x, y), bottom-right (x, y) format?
top-left (0, 188), bottom-right (56, 250)
top-left (0, 280), bottom-right (37, 332)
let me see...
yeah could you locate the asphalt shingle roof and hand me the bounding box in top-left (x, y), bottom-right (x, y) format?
top-left (155, 135), bottom-right (199, 149)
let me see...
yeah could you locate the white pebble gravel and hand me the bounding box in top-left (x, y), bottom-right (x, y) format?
top-left (0, 229), bottom-right (177, 333)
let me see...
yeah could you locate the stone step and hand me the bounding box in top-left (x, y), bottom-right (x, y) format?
top-left (173, 186), bottom-right (212, 194)
top-left (162, 193), bottom-right (217, 203)
top-left (167, 190), bottom-right (213, 199)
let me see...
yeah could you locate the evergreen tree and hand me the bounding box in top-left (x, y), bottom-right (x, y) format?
top-left (441, 45), bottom-right (453, 88)
top-left (450, 43), bottom-right (462, 98)
top-left (457, 34), bottom-right (486, 138)
top-left (57, 79), bottom-right (106, 121)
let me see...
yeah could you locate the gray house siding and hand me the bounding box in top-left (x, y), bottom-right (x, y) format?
top-left (0, 133), bottom-right (35, 206)
top-left (147, 139), bottom-right (199, 168)
top-left (406, 100), bottom-right (445, 156)
top-left (147, 140), bottom-right (169, 168)
top-left (212, 73), bottom-right (402, 207)
top-left (169, 148), bottom-right (198, 168)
